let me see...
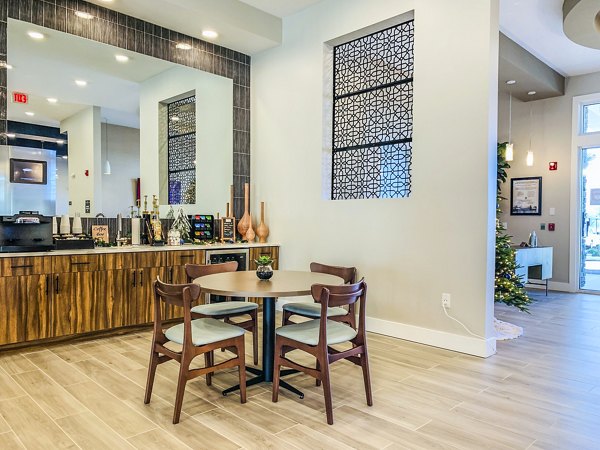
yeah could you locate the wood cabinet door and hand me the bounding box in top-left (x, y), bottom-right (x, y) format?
top-left (0, 275), bottom-right (51, 345)
top-left (129, 267), bottom-right (167, 325)
top-left (52, 272), bottom-right (79, 337)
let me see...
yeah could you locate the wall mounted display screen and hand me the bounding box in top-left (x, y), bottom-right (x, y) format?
top-left (9, 158), bottom-right (47, 185)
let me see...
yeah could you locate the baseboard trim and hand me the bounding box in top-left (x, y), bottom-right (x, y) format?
top-left (366, 316), bottom-right (496, 358)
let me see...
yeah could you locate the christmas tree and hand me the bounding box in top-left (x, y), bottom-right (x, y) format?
top-left (495, 143), bottom-right (531, 312)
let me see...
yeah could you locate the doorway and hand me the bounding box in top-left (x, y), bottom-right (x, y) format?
top-left (580, 147), bottom-right (600, 290)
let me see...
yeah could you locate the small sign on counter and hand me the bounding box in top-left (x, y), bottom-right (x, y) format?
top-left (220, 217), bottom-right (236, 242)
top-left (91, 225), bottom-right (109, 243)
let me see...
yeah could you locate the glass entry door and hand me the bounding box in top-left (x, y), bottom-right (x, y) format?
top-left (580, 147), bottom-right (600, 290)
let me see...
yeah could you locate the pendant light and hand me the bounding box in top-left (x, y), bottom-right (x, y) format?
top-left (526, 103), bottom-right (534, 167)
top-left (104, 119), bottom-right (111, 175)
top-left (505, 80), bottom-right (515, 161)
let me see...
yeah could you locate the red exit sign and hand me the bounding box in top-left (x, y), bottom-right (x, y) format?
top-left (12, 92), bottom-right (28, 104)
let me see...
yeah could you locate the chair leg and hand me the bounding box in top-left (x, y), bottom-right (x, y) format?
top-left (173, 354), bottom-right (191, 424)
top-left (321, 357), bottom-right (334, 425)
top-left (237, 337), bottom-right (247, 404)
top-left (251, 309), bottom-right (258, 365)
top-left (272, 339), bottom-right (282, 403)
top-left (361, 347), bottom-right (373, 407)
top-left (144, 346), bottom-right (159, 404)
top-left (204, 351), bottom-right (213, 386)
top-left (315, 358), bottom-right (321, 387)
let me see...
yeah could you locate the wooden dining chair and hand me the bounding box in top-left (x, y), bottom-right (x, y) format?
top-left (185, 261), bottom-right (259, 365)
top-left (144, 278), bottom-right (247, 424)
top-left (272, 279), bottom-right (372, 425)
top-left (282, 262), bottom-right (357, 327)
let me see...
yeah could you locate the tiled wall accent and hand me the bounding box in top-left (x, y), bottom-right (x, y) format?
top-left (0, 0), bottom-right (250, 219)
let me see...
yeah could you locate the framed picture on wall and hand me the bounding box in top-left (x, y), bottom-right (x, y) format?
top-left (9, 159), bottom-right (47, 185)
top-left (510, 176), bottom-right (542, 215)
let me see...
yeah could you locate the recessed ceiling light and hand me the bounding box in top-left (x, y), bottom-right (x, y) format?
top-left (506, 80), bottom-right (516, 85)
top-left (74, 11), bottom-right (94, 20)
top-left (528, 91), bottom-right (537, 96)
top-left (176, 43), bottom-right (192, 50)
top-left (56, 139), bottom-right (64, 145)
top-left (202, 30), bottom-right (218, 39)
top-left (25, 112), bottom-right (35, 116)
top-left (6, 133), bottom-right (15, 138)
top-left (27, 31), bottom-right (45, 40)
top-left (115, 54), bottom-right (129, 63)
top-left (47, 97), bottom-right (58, 104)
top-left (75, 79), bottom-right (87, 87)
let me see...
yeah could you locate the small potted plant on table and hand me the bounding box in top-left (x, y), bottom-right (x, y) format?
top-left (255, 255), bottom-right (275, 280)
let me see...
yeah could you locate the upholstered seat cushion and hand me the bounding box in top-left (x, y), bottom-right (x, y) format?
top-left (191, 301), bottom-right (258, 316)
top-left (283, 302), bottom-right (348, 318)
top-left (276, 319), bottom-right (357, 346)
top-left (165, 318), bottom-right (245, 347)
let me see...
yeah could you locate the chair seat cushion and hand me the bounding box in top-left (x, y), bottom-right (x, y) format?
top-left (276, 319), bottom-right (357, 346)
top-left (283, 302), bottom-right (348, 318)
top-left (191, 301), bottom-right (258, 316)
top-left (165, 318), bottom-right (245, 347)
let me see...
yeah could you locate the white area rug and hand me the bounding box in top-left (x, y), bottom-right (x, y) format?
top-left (494, 318), bottom-right (523, 340)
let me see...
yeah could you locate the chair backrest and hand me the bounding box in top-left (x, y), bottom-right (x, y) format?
top-left (185, 261), bottom-right (238, 282)
top-left (311, 279), bottom-right (367, 344)
top-left (310, 262), bottom-right (356, 284)
top-left (153, 278), bottom-right (201, 344)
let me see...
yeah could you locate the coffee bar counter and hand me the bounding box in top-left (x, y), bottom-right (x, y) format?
top-left (0, 243), bottom-right (280, 348)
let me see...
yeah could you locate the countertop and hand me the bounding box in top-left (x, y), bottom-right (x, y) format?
top-left (0, 242), bottom-right (279, 258)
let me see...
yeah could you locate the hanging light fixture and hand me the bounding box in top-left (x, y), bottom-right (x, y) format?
top-left (526, 103), bottom-right (534, 167)
top-left (104, 119), bottom-right (111, 175)
top-left (506, 80), bottom-right (515, 161)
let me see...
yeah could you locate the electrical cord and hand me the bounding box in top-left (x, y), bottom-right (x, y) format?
top-left (442, 303), bottom-right (486, 339)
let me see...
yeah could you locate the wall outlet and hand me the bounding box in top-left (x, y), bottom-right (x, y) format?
top-left (442, 293), bottom-right (451, 308)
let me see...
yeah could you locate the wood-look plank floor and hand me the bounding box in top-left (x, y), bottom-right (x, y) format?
top-left (0, 290), bottom-right (599, 449)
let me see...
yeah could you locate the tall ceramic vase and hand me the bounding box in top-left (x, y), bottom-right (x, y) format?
top-left (237, 182), bottom-right (251, 239)
top-left (245, 213), bottom-right (256, 242)
top-left (256, 201), bottom-right (269, 243)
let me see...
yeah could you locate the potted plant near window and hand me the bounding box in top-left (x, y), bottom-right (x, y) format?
top-left (255, 255), bottom-right (275, 280)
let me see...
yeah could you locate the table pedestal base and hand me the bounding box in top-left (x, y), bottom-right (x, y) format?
top-left (221, 296), bottom-right (303, 398)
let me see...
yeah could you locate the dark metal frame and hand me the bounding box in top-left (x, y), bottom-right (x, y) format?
top-left (331, 20), bottom-right (414, 200)
top-left (9, 158), bottom-right (47, 185)
top-left (510, 176), bottom-right (542, 216)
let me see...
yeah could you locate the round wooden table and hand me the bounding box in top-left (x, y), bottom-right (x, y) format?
top-left (194, 270), bottom-right (343, 397)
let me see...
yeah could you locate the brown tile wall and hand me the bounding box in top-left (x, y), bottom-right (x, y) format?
top-left (0, 0), bottom-right (250, 219)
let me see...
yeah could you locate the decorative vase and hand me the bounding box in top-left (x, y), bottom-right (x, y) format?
top-left (237, 182), bottom-right (251, 239)
top-left (256, 264), bottom-right (273, 280)
top-left (245, 213), bottom-right (255, 242)
top-left (256, 201), bottom-right (269, 243)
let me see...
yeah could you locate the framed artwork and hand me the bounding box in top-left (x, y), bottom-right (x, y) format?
top-left (9, 158), bottom-right (47, 185)
top-left (511, 177), bottom-right (542, 215)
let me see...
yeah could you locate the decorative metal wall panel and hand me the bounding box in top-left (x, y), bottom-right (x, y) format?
top-left (334, 21), bottom-right (414, 97)
top-left (332, 143), bottom-right (412, 199)
top-left (167, 95), bottom-right (196, 204)
top-left (334, 83), bottom-right (413, 149)
top-left (332, 20), bottom-right (414, 200)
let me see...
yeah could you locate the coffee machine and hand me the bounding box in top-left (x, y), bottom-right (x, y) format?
top-left (0, 212), bottom-right (54, 253)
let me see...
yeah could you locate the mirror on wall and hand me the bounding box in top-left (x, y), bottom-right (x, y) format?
top-left (2, 18), bottom-right (233, 218)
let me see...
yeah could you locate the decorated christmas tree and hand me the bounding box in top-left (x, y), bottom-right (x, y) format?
top-left (495, 143), bottom-right (531, 312)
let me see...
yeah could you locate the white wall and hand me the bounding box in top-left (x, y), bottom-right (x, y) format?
top-left (61, 106), bottom-right (102, 217)
top-left (101, 123), bottom-right (140, 217)
top-left (252, 0), bottom-right (499, 356)
top-left (0, 145), bottom-right (56, 216)
top-left (498, 72), bottom-right (600, 288)
top-left (56, 156), bottom-right (68, 216)
top-left (139, 66), bottom-right (233, 216)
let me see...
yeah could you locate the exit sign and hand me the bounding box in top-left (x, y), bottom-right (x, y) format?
top-left (12, 92), bottom-right (28, 104)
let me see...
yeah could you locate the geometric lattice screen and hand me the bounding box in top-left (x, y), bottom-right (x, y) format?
top-left (167, 95), bottom-right (196, 204)
top-left (332, 20), bottom-right (414, 199)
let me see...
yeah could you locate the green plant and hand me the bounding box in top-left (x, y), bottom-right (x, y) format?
top-left (255, 255), bottom-right (274, 266)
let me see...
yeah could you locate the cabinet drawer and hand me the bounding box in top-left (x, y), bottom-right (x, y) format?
top-left (102, 253), bottom-right (135, 270)
top-left (0, 256), bottom-right (52, 276)
top-left (135, 251), bottom-right (169, 268)
top-left (53, 255), bottom-right (100, 272)
top-left (169, 250), bottom-right (205, 266)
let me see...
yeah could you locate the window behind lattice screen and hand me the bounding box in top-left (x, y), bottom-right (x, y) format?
top-left (331, 20), bottom-right (414, 200)
top-left (167, 95), bottom-right (196, 205)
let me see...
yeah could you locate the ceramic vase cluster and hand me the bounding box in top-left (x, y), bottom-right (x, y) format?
top-left (237, 183), bottom-right (269, 243)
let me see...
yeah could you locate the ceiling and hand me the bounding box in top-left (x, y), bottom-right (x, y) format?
top-left (239, 0), bottom-right (323, 18)
top-left (500, 0), bottom-right (600, 77)
top-left (7, 19), bottom-right (176, 128)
